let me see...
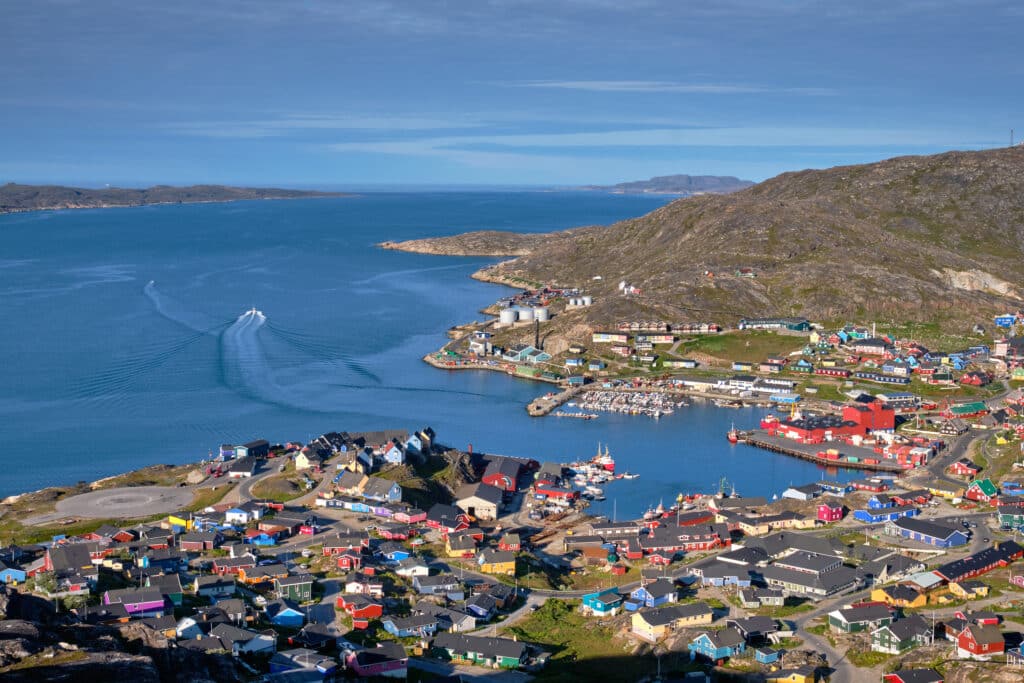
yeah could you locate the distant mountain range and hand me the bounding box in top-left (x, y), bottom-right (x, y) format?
top-left (386, 147), bottom-right (1024, 330)
top-left (579, 174), bottom-right (755, 195)
top-left (0, 183), bottom-right (346, 214)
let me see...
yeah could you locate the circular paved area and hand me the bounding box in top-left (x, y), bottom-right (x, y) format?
top-left (55, 485), bottom-right (196, 519)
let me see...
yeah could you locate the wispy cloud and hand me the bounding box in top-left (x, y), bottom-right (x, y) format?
top-left (162, 113), bottom-right (489, 139)
top-left (507, 80), bottom-right (836, 95)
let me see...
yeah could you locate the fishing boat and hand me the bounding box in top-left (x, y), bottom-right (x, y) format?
top-left (642, 506), bottom-right (658, 520)
top-left (620, 471), bottom-right (640, 480)
top-left (726, 422), bottom-right (740, 444)
top-left (591, 443), bottom-right (615, 472)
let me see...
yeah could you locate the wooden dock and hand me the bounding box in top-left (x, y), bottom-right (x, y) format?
top-left (739, 432), bottom-right (906, 473)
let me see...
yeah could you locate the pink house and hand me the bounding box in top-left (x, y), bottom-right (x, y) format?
top-left (346, 642), bottom-right (407, 678)
top-left (817, 503), bottom-right (844, 522)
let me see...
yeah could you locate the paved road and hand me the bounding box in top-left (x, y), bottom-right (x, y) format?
top-left (51, 485), bottom-right (196, 520)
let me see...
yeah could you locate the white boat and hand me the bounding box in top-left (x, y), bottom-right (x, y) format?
top-left (621, 472), bottom-right (640, 480)
top-left (585, 485), bottom-right (604, 496)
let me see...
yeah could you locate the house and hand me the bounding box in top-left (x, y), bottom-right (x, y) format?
top-left (413, 573), bottom-right (463, 598)
top-left (425, 503), bottom-right (470, 533)
top-left (336, 593), bottom-right (384, 622)
top-left (445, 532), bottom-right (477, 558)
top-left (872, 615), bottom-right (934, 654)
top-left (275, 574), bottom-right (314, 602)
top-left (481, 457), bottom-right (522, 492)
top-left (382, 614), bottom-right (438, 638)
top-left (885, 517), bottom-right (969, 548)
top-left (957, 623), bottom-right (1005, 659)
top-left (146, 573), bottom-right (183, 606)
top-left (629, 579), bottom-right (678, 608)
top-left (828, 604), bottom-right (893, 633)
top-left (395, 557), bottom-right (430, 577)
top-left (322, 532), bottom-right (370, 555)
top-left (102, 588), bottom-right (166, 619)
top-left (782, 484), bottom-right (821, 501)
top-left (361, 477), bottom-right (402, 503)
top-left (224, 502), bottom-right (264, 525)
top-left (0, 561), bottom-right (27, 585)
top-left (688, 628), bottom-right (746, 662)
top-left (760, 564), bottom-right (858, 598)
top-left (883, 670), bottom-right (944, 683)
top-left (478, 549), bottom-right (516, 575)
top-left (265, 599), bottom-right (306, 628)
top-left (238, 563), bottom-right (289, 586)
top-left (211, 554), bottom-right (257, 576)
top-left (817, 503), bottom-right (844, 522)
top-left (433, 633), bottom-right (527, 670)
top-left (455, 483), bottom-right (503, 521)
top-left (344, 574), bottom-right (384, 598)
top-left (853, 505), bottom-right (919, 524)
top-left (345, 642), bottom-right (408, 679)
top-left (871, 584), bottom-right (927, 609)
top-left (726, 616), bottom-right (779, 642)
top-left (933, 541), bottom-right (1024, 582)
top-left (465, 592), bottom-right (498, 621)
top-left (178, 531), bottom-right (222, 552)
top-left (498, 533), bottom-right (521, 552)
top-left (765, 666), bottom-right (817, 683)
top-left (582, 588), bottom-right (623, 617)
top-left (949, 458), bottom-right (981, 478)
top-left (965, 478), bottom-right (999, 503)
top-left (755, 648), bottom-right (781, 665)
top-left (949, 580), bottom-right (989, 599)
top-left (226, 456), bottom-right (257, 478)
top-left (631, 602), bottom-right (713, 642)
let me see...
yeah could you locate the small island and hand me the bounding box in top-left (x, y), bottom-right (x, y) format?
top-left (0, 183), bottom-right (348, 214)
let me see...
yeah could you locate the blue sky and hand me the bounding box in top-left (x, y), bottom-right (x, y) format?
top-left (1, 0), bottom-right (1021, 186)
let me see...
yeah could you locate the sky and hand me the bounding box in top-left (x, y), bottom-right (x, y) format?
top-left (1, 0), bottom-right (1022, 186)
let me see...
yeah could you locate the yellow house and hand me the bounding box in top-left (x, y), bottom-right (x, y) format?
top-left (164, 514), bottom-right (194, 531)
top-left (926, 481), bottom-right (964, 499)
top-left (949, 580), bottom-right (990, 599)
top-left (766, 666), bottom-right (816, 683)
top-left (871, 585), bottom-right (927, 609)
top-left (821, 358), bottom-right (838, 368)
top-left (478, 549), bottom-right (516, 575)
top-left (631, 602), bottom-right (712, 642)
top-left (809, 330), bottom-right (821, 344)
top-left (445, 533), bottom-right (477, 558)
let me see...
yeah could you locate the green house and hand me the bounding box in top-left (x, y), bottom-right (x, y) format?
top-left (828, 605), bottom-right (893, 633)
top-left (998, 506), bottom-right (1024, 528)
top-left (433, 633), bottom-right (527, 669)
top-left (275, 574), bottom-right (314, 603)
top-left (871, 616), bottom-right (933, 654)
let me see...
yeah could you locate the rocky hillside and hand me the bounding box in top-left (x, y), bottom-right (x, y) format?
top-left (0, 183), bottom-right (345, 214)
top-left (459, 147), bottom-right (1024, 328)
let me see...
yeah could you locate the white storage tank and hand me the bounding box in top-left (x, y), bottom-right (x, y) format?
top-left (568, 297), bottom-right (580, 307)
top-left (516, 307), bottom-right (534, 322)
top-left (534, 307), bottom-right (550, 321)
top-left (582, 295), bottom-right (593, 306)
top-left (499, 309), bottom-right (518, 325)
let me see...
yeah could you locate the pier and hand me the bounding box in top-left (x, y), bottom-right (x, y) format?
top-left (528, 386), bottom-right (585, 416)
top-left (739, 432), bottom-right (906, 473)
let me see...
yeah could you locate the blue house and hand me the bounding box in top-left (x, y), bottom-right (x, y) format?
top-left (853, 506), bottom-right (918, 524)
top-left (588, 360), bottom-right (606, 371)
top-left (582, 588), bottom-right (623, 617)
top-left (265, 599), bottom-right (306, 628)
top-left (630, 579), bottom-right (677, 609)
top-left (246, 532), bottom-right (278, 547)
top-left (379, 546), bottom-right (411, 563)
top-left (819, 481), bottom-right (854, 494)
top-left (886, 517), bottom-right (969, 548)
top-left (565, 357), bottom-right (585, 368)
top-left (0, 562), bottom-right (26, 585)
top-left (794, 358), bottom-right (814, 372)
top-left (755, 648), bottom-right (781, 664)
top-left (868, 494), bottom-right (894, 510)
top-left (381, 614), bottom-right (438, 638)
top-left (688, 628), bottom-right (746, 661)
top-left (383, 443), bottom-right (405, 466)
top-left (405, 433), bottom-right (423, 454)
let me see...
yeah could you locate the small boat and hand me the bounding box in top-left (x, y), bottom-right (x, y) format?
top-left (585, 485), bottom-right (604, 496)
top-left (642, 506), bottom-right (658, 520)
top-left (727, 422), bottom-right (740, 444)
top-left (621, 472), bottom-right (640, 480)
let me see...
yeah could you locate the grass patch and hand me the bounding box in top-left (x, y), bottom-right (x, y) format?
top-left (0, 649), bottom-right (89, 673)
top-left (679, 331), bottom-right (803, 364)
top-left (805, 624), bottom-right (829, 636)
top-left (503, 599), bottom-right (655, 682)
top-left (251, 474), bottom-right (306, 503)
top-left (184, 483), bottom-right (235, 512)
top-left (846, 648), bottom-right (893, 668)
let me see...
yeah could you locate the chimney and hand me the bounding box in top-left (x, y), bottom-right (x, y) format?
top-left (467, 443), bottom-right (473, 455)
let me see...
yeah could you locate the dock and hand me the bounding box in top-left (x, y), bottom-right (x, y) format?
top-left (527, 386), bottom-right (585, 417)
top-left (739, 432), bottom-right (906, 473)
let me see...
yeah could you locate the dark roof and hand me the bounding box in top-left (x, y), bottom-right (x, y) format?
top-left (483, 457), bottom-right (521, 480)
top-left (891, 517), bottom-right (962, 540)
top-left (456, 482), bottom-right (503, 506)
top-left (887, 670), bottom-right (944, 683)
top-left (880, 614), bottom-right (930, 640)
top-left (353, 642), bottom-right (407, 666)
top-left (695, 627), bottom-right (745, 648)
top-left (834, 604), bottom-right (891, 624)
top-left (433, 633), bottom-right (526, 660)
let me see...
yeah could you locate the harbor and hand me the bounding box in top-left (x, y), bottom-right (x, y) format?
top-left (573, 389), bottom-right (686, 419)
top-left (736, 431), bottom-right (907, 473)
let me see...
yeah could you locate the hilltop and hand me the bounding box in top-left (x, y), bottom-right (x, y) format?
top-left (391, 147), bottom-right (1024, 331)
top-left (579, 173), bottom-right (754, 195)
top-left (0, 183), bottom-right (346, 214)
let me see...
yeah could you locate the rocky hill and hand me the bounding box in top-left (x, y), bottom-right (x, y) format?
top-left (397, 147), bottom-right (1024, 330)
top-left (0, 183), bottom-right (345, 214)
top-left (580, 173), bottom-right (754, 195)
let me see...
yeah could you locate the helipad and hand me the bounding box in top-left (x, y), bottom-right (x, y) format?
top-left (55, 485), bottom-right (196, 519)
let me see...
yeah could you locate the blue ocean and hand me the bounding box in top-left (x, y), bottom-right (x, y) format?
top-left (0, 192), bottom-right (854, 516)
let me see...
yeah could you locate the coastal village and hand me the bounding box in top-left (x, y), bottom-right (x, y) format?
top-left (6, 312), bottom-right (1024, 682)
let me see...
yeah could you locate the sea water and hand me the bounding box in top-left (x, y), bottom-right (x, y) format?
top-left (0, 192), bottom-right (855, 516)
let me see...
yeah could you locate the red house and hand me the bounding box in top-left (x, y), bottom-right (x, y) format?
top-left (817, 503), bottom-right (844, 522)
top-left (949, 458), bottom-right (981, 478)
top-left (851, 479), bottom-right (889, 493)
top-left (481, 458), bottom-right (522, 493)
top-left (322, 533), bottom-right (370, 555)
top-left (336, 594), bottom-right (383, 620)
top-left (959, 371), bottom-right (991, 387)
top-left (498, 534), bottom-right (521, 552)
top-left (964, 479), bottom-right (999, 504)
top-left (957, 624), bottom-right (1004, 659)
top-left (337, 552), bottom-right (363, 571)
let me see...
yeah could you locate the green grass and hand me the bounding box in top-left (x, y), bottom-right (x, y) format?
top-left (251, 474), bottom-right (306, 503)
top-left (184, 483), bottom-right (235, 511)
top-left (805, 624), bottom-right (829, 636)
top-left (503, 599), bottom-right (656, 682)
top-left (847, 649), bottom-right (893, 668)
top-left (678, 331), bottom-right (804, 364)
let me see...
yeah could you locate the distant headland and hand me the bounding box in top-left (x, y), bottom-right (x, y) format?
top-left (0, 182), bottom-right (349, 214)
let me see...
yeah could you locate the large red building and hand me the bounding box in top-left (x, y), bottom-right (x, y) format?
top-left (767, 400), bottom-right (895, 444)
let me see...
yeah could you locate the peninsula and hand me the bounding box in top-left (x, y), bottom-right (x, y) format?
top-left (0, 183), bottom-right (347, 214)
top-left (579, 173), bottom-right (755, 195)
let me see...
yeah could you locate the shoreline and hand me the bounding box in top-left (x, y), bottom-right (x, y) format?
top-left (0, 193), bottom-right (352, 217)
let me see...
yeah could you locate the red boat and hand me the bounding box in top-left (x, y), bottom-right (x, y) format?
top-left (726, 422), bottom-right (739, 444)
